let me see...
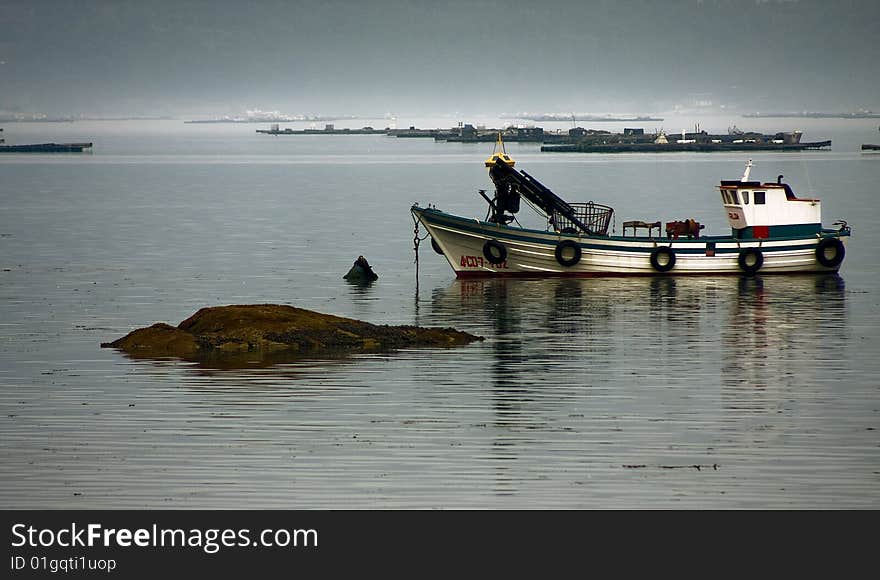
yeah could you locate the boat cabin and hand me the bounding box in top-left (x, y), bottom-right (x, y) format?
top-left (718, 163), bottom-right (821, 239)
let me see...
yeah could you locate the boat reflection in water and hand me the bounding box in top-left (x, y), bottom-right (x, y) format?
top-left (428, 273), bottom-right (848, 491)
top-left (721, 274), bottom-right (847, 407)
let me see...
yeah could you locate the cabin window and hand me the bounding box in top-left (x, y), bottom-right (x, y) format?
top-left (743, 191), bottom-right (750, 204)
top-left (731, 190), bottom-right (740, 204)
top-left (754, 191), bottom-right (766, 204)
top-left (721, 192), bottom-right (729, 204)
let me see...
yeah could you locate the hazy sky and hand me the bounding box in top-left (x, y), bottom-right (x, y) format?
top-left (1, 0), bottom-right (878, 117)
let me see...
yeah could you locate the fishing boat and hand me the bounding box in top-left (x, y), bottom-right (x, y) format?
top-left (411, 140), bottom-right (851, 278)
top-left (862, 126), bottom-right (880, 151)
top-left (0, 142), bottom-right (92, 153)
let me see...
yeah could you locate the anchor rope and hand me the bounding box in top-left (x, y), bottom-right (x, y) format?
top-left (412, 213), bottom-right (429, 288)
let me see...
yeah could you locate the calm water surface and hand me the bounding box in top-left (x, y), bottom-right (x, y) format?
top-left (1, 119), bottom-right (878, 507)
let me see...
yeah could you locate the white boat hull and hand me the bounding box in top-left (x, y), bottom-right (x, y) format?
top-left (413, 206), bottom-right (848, 277)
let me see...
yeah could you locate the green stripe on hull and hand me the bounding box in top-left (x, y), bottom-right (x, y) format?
top-left (735, 224), bottom-right (822, 238)
top-left (414, 207), bottom-right (846, 256)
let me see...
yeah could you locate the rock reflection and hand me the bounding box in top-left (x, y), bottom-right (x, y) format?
top-left (114, 349), bottom-right (360, 372)
top-left (122, 351), bottom-right (362, 387)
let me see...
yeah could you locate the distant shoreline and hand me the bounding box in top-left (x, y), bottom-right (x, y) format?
top-left (185, 117), bottom-right (355, 124)
top-left (743, 112), bottom-right (880, 119)
top-left (0, 117), bottom-right (174, 123)
top-left (504, 115), bottom-right (664, 122)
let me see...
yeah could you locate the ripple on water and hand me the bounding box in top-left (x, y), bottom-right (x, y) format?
top-left (2, 148), bottom-right (879, 507)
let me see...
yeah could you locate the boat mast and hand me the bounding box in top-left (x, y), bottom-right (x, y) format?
top-left (741, 159), bottom-right (753, 182)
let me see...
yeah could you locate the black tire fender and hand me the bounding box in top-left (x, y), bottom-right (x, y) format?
top-left (649, 246), bottom-right (676, 272)
top-left (815, 237), bottom-right (845, 268)
top-left (482, 239), bottom-right (507, 265)
top-left (554, 240), bottom-right (582, 267)
top-left (738, 248), bottom-right (764, 275)
top-left (430, 237), bottom-right (444, 255)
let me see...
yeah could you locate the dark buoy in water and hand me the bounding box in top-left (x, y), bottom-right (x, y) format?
top-left (344, 255), bottom-right (378, 282)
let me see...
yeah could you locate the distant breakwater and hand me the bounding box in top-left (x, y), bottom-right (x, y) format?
top-left (252, 123), bottom-right (832, 152)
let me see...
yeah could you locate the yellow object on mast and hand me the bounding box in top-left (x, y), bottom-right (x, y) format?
top-left (485, 132), bottom-right (515, 168)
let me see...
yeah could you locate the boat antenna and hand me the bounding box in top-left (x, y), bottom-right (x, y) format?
top-left (496, 131), bottom-right (506, 154)
top-left (741, 159), bottom-right (753, 182)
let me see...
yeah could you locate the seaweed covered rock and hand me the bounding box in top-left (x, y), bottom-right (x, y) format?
top-left (102, 304), bottom-right (482, 363)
